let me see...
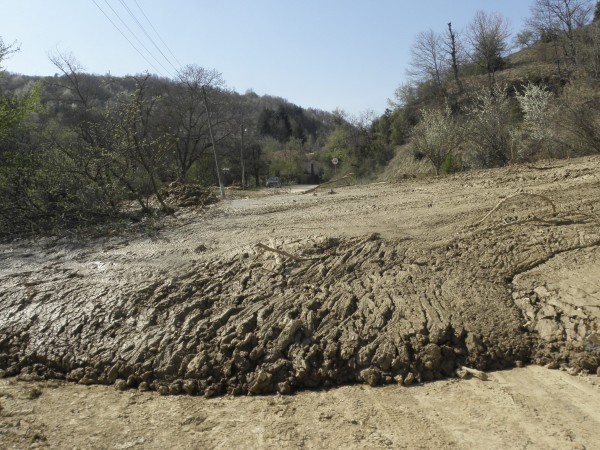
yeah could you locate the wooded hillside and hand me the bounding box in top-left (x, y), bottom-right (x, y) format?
top-left (379, 0), bottom-right (600, 177)
top-left (1, 0), bottom-right (600, 236)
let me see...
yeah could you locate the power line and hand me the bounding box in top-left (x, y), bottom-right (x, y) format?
top-left (90, 0), bottom-right (164, 76)
top-left (89, 0), bottom-right (167, 77)
top-left (133, 0), bottom-right (182, 69)
top-left (102, 0), bottom-right (174, 77)
top-left (119, 0), bottom-right (181, 73)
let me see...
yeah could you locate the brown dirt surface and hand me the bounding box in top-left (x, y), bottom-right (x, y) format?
top-left (1, 366), bottom-right (599, 449)
top-left (1, 156), bottom-right (600, 447)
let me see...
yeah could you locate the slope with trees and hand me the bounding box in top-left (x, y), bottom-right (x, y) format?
top-left (385, 0), bottom-right (600, 178)
top-left (3, 0), bottom-right (600, 236)
top-left (0, 47), bottom-right (349, 236)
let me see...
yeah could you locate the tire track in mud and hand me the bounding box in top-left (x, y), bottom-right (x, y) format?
top-left (1, 193), bottom-right (600, 397)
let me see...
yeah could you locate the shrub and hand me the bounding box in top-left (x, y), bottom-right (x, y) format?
top-left (465, 85), bottom-right (515, 168)
top-left (411, 104), bottom-right (462, 175)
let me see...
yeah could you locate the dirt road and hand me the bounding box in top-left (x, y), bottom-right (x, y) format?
top-left (1, 366), bottom-right (599, 449)
top-left (1, 156), bottom-right (600, 448)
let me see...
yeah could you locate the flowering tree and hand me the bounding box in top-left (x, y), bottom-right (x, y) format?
top-left (411, 104), bottom-right (462, 175)
top-left (466, 85), bottom-right (514, 167)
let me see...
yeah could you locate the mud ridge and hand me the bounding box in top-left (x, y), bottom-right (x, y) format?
top-left (1, 202), bottom-right (599, 396)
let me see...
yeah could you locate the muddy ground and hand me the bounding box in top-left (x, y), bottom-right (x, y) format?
top-left (1, 156), bottom-right (600, 447)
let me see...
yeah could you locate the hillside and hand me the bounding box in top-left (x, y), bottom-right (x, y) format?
top-left (3, 11), bottom-right (599, 237)
top-left (0, 67), bottom-right (350, 236)
top-left (375, 6), bottom-right (600, 183)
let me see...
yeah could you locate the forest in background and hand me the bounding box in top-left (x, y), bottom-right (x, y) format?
top-left (1, 0), bottom-right (600, 236)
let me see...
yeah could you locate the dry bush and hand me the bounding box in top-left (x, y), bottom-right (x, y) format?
top-left (379, 143), bottom-right (435, 181)
top-left (557, 78), bottom-right (600, 155)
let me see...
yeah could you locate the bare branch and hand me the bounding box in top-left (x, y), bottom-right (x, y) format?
top-left (474, 192), bottom-right (557, 226)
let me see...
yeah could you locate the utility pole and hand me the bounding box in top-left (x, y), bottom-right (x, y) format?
top-left (202, 85), bottom-right (225, 199)
top-left (240, 124), bottom-right (246, 189)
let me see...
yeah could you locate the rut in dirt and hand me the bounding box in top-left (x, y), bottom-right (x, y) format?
top-left (1, 198), bottom-right (599, 396)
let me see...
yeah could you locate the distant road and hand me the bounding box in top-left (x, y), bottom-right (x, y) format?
top-left (287, 184), bottom-right (318, 194)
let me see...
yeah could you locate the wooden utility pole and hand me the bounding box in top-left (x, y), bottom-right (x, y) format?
top-left (202, 85), bottom-right (225, 199)
top-left (240, 124), bottom-right (246, 189)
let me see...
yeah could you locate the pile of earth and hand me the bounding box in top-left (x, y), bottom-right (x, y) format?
top-left (1, 194), bottom-right (599, 396)
top-left (160, 182), bottom-right (219, 208)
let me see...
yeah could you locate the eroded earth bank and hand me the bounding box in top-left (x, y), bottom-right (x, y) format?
top-left (1, 157), bottom-right (599, 401)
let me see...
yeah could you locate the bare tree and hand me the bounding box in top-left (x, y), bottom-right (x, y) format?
top-left (467, 11), bottom-right (511, 88)
top-left (0, 37), bottom-right (20, 71)
top-left (48, 54), bottom-right (173, 213)
top-left (112, 74), bottom-right (173, 211)
top-left (444, 22), bottom-right (464, 92)
top-left (47, 52), bottom-right (127, 208)
top-left (515, 30), bottom-right (536, 48)
top-left (166, 65), bottom-right (230, 181)
top-left (47, 51), bottom-right (111, 146)
top-left (48, 52), bottom-right (89, 106)
top-left (406, 29), bottom-right (447, 93)
top-left (84, 74), bottom-right (173, 212)
top-left (527, 0), bottom-right (594, 67)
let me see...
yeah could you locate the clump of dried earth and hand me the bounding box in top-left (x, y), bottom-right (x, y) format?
top-left (1, 156), bottom-right (600, 447)
top-left (159, 182), bottom-right (219, 208)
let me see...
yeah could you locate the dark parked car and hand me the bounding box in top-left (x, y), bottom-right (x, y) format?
top-left (266, 176), bottom-right (281, 187)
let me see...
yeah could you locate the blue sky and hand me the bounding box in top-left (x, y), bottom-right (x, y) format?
top-left (1, 1), bottom-right (533, 116)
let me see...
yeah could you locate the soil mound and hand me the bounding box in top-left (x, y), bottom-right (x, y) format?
top-left (1, 206), bottom-right (598, 396)
top-left (160, 182), bottom-right (218, 208)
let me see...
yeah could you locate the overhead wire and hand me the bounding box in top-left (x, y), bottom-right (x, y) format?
top-left (118, 0), bottom-right (180, 73)
top-left (90, 0), bottom-right (165, 76)
top-left (133, 0), bottom-right (182, 69)
top-left (101, 0), bottom-right (174, 77)
top-left (90, 0), bottom-right (173, 78)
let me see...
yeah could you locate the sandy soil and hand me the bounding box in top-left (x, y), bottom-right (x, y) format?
top-left (1, 366), bottom-right (599, 449)
top-left (1, 156), bottom-right (600, 448)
